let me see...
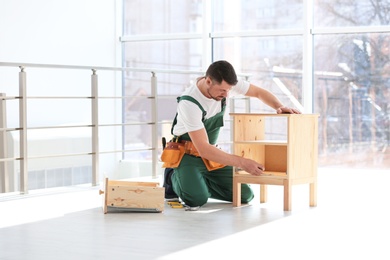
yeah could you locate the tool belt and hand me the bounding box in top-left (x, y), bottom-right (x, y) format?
top-left (161, 138), bottom-right (225, 171)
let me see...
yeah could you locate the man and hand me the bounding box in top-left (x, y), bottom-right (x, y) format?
top-left (164, 60), bottom-right (300, 209)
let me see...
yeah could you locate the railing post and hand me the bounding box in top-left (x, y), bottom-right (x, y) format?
top-left (91, 69), bottom-right (99, 186)
top-left (244, 76), bottom-right (251, 113)
top-left (151, 72), bottom-right (158, 179)
top-left (229, 97), bottom-right (236, 154)
top-left (19, 67), bottom-right (28, 194)
top-left (0, 93), bottom-right (9, 193)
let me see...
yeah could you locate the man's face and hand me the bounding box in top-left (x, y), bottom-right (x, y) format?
top-left (206, 77), bottom-right (232, 101)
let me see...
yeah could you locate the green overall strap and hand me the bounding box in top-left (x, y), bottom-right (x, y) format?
top-left (170, 95), bottom-right (206, 136)
top-left (170, 95), bottom-right (226, 143)
top-left (178, 95), bottom-right (207, 121)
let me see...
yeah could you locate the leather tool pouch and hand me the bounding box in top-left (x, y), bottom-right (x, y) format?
top-left (201, 158), bottom-right (226, 171)
top-left (161, 137), bottom-right (225, 171)
top-left (161, 139), bottom-right (185, 168)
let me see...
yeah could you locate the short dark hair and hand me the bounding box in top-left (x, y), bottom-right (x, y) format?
top-left (205, 60), bottom-right (238, 85)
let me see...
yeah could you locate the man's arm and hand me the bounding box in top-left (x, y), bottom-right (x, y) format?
top-left (188, 128), bottom-right (265, 176)
top-left (245, 84), bottom-right (301, 114)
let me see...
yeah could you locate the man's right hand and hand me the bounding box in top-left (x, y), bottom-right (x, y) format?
top-left (240, 158), bottom-right (265, 176)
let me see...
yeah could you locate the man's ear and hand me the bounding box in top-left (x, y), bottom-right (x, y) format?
top-left (205, 77), bottom-right (213, 85)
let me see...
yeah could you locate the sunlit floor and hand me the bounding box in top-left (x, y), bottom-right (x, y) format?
top-left (0, 167), bottom-right (389, 260)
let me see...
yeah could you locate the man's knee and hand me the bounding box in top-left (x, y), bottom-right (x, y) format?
top-left (181, 191), bottom-right (209, 207)
top-left (241, 184), bottom-right (254, 203)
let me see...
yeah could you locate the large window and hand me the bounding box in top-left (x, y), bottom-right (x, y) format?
top-left (213, 0), bottom-right (303, 30)
top-left (314, 0), bottom-right (390, 27)
top-left (213, 36), bottom-right (303, 112)
top-left (122, 0), bottom-right (390, 169)
top-left (313, 0), bottom-right (390, 166)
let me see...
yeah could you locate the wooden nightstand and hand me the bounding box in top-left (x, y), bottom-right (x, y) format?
top-left (230, 113), bottom-right (319, 211)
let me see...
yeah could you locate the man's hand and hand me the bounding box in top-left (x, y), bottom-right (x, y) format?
top-left (276, 106), bottom-right (301, 114)
top-left (240, 158), bottom-right (265, 176)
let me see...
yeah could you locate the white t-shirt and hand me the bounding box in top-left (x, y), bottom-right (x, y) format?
top-left (172, 79), bottom-right (250, 136)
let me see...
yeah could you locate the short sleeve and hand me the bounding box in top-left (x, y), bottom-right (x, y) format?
top-left (230, 79), bottom-right (250, 96)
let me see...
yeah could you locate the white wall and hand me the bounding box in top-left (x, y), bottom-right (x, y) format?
top-left (0, 0), bottom-right (123, 182)
top-left (0, 0), bottom-right (119, 66)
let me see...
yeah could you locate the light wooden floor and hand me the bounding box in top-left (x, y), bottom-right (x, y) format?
top-left (0, 167), bottom-right (389, 260)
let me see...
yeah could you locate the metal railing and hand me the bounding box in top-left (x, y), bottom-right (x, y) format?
top-left (0, 62), bottom-right (217, 194)
top-left (1, 61), bottom-right (310, 195)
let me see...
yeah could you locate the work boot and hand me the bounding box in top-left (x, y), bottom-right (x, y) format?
top-left (163, 168), bottom-right (179, 200)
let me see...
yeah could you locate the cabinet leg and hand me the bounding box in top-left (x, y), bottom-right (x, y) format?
top-left (260, 184), bottom-right (267, 203)
top-left (233, 178), bottom-right (241, 207)
top-left (103, 177), bottom-right (108, 214)
top-left (310, 181), bottom-right (317, 207)
top-left (283, 179), bottom-right (291, 211)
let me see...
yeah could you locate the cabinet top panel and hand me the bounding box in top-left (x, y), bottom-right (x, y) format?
top-left (229, 113), bottom-right (319, 117)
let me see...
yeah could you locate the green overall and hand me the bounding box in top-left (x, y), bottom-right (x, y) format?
top-left (170, 95), bottom-right (254, 207)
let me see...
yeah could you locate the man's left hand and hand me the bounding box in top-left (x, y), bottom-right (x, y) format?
top-left (276, 107), bottom-right (301, 114)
